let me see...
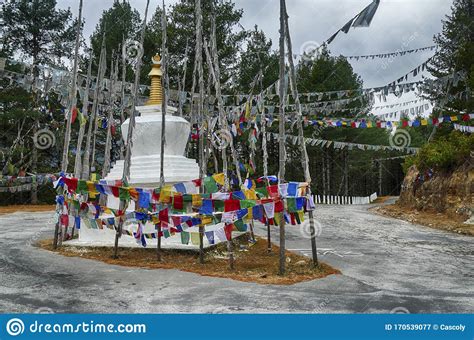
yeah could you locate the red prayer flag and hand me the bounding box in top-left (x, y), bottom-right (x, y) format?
top-left (171, 216), bottom-right (181, 227)
top-left (173, 194), bottom-right (184, 210)
top-left (224, 224), bottom-right (233, 241)
top-left (64, 178), bottom-right (78, 192)
top-left (224, 199), bottom-right (241, 212)
top-left (274, 200), bottom-right (284, 213)
top-left (60, 214), bottom-right (69, 227)
top-left (267, 185), bottom-right (279, 198)
top-left (110, 186), bottom-right (119, 197)
top-left (71, 107), bottom-right (78, 124)
top-left (159, 208), bottom-right (169, 227)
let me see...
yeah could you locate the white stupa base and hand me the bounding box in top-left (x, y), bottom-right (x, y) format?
top-left (70, 221), bottom-right (242, 250)
top-left (107, 154), bottom-right (200, 187)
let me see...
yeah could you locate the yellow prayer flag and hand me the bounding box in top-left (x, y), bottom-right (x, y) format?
top-left (246, 207), bottom-right (253, 221)
top-left (212, 173), bottom-right (225, 186)
top-left (421, 119), bottom-right (428, 126)
top-left (451, 115), bottom-right (458, 121)
top-left (298, 211), bottom-right (305, 223)
top-left (192, 194), bottom-right (202, 207)
top-left (86, 181), bottom-right (98, 194)
top-left (160, 189), bottom-right (172, 203)
top-left (201, 216), bottom-right (212, 225)
top-left (244, 189), bottom-right (257, 200)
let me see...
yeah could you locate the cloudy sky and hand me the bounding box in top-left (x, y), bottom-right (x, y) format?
top-left (58, 0), bottom-right (453, 89)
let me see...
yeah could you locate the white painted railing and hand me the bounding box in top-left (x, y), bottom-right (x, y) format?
top-left (314, 193), bottom-right (378, 205)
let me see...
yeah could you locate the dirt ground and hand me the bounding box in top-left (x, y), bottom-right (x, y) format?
top-left (373, 203), bottom-right (473, 236)
top-left (0, 205), bottom-right (55, 215)
top-left (37, 237), bottom-right (340, 285)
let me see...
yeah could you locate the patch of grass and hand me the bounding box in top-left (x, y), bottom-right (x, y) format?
top-left (37, 237), bottom-right (340, 285)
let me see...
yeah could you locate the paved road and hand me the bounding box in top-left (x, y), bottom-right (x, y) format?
top-left (0, 203), bottom-right (472, 313)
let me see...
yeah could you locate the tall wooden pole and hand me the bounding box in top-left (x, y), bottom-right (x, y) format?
top-left (74, 49), bottom-right (92, 179)
top-left (83, 33), bottom-right (106, 180)
top-left (178, 40), bottom-right (189, 117)
top-left (194, 0), bottom-right (206, 265)
top-left (282, 0), bottom-right (318, 266)
top-left (258, 72), bottom-right (272, 252)
top-left (157, 0), bottom-right (169, 261)
top-left (61, 0), bottom-right (83, 174)
top-left (113, 0), bottom-right (151, 258)
top-left (278, 0), bottom-right (287, 275)
top-left (204, 21), bottom-right (235, 269)
top-left (102, 51), bottom-right (117, 179)
top-left (54, 0), bottom-right (83, 248)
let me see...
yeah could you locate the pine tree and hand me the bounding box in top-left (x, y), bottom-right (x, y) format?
top-left (2, 0), bottom-right (76, 72)
top-left (90, 0), bottom-right (141, 78)
top-left (236, 26), bottom-right (279, 93)
top-left (428, 0), bottom-right (474, 111)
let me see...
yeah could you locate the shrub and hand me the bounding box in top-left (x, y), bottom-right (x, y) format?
top-left (403, 131), bottom-right (473, 173)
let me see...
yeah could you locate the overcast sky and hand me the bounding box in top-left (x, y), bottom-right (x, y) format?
top-left (58, 0), bottom-right (453, 89)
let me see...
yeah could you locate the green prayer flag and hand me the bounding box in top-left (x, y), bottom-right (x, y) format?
top-left (234, 219), bottom-right (248, 232)
top-left (294, 211), bottom-right (301, 224)
top-left (240, 200), bottom-right (256, 209)
top-left (204, 177), bottom-right (218, 193)
top-left (163, 229), bottom-right (171, 238)
top-left (256, 187), bottom-right (268, 198)
top-left (77, 180), bottom-right (88, 194)
top-left (119, 188), bottom-right (130, 201)
top-left (181, 231), bottom-right (190, 245)
top-left (214, 200), bottom-right (224, 212)
top-left (287, 198), bottom-right (297, 212)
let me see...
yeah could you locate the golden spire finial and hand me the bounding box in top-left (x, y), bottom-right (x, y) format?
top-left (146, 54), bottom-right (163, 105)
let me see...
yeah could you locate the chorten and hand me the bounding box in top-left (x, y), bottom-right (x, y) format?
top-left (104, 54), bottom-right (200, 189)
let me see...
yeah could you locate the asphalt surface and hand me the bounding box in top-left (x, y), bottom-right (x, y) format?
top-left (0, 202), bottom-right (472, 313)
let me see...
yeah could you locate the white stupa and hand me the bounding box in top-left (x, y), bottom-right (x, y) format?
top-left (106, 54), bottom-right (200, 187)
